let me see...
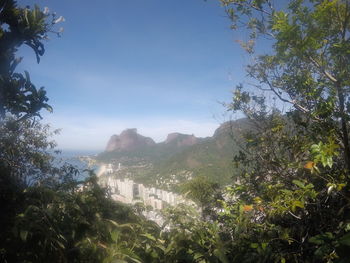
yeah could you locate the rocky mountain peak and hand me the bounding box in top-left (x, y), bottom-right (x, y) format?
top-left (165, 133), bottom-right (181, 143)
top-left (105, 128), bottom-right (155, 152)
top-left (164, 132), bottom-right (199, 147)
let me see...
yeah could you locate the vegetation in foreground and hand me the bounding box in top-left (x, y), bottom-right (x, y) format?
top-left (1, 0), bottom-right (350, 262)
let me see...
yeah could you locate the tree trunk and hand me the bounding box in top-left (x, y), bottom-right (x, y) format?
top-left (337, 82), bottom-right (350, 172)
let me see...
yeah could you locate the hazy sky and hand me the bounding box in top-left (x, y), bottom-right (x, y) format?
top-left (17, 0), bottom-right (252, 151)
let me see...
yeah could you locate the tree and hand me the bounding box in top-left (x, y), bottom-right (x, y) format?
top-left (6, 0), bottom-right (350, 262)
top-left (0, 0), bottom-right (65, 121)
top-left (0, 0), bottom-right (65, 236)
top-left (216, 0), bottom-right (350, 262)
top-left (222, 0), bottom-right (350, 170)
top-left (0, 0), bottom-right (64, 250)
top-left (0, 4), bottom-right (165, 262)
top-left (0, 0), bottom-right (67, 190)
top-left (181, 176), bottom-right (222, 219)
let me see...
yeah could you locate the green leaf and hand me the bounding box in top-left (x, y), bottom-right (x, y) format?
top-left (20, 230), bottom-right (28, 241)
top-left (213, 248), bottom-right (229, 263)
top-left (44, 104), bottom-right (53, 113)
top-left (293, 200), bottom-right (304, 208)
top-left (250, 243), bottom-right (259, 249)
top-left (309, 236), bottom-right (325, 245)
top-left (292, 180), bottom-right (305, 188)
top-left (140, 233), bottom-right (157, 242)
top-left (261, 242), bottom-right (268, 250)
top-left (291, 200), bottom-right (304, 212)
top-left (339, 233), bottom-right (350, 246)
top-left (309, 232), bottom-right (334, 245)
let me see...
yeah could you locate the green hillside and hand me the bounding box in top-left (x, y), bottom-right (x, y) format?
top-left (96, 119), bottom-right (250, 188)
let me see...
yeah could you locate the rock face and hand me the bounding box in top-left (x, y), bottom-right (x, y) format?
top-left (213, 119), bottom-right (251, 138)
top-left (98, 118), bottom-right (251, 187)
top-left (164, 133), bottom-right (199, 147)
top-left (105, 130), bottom-right (201, 152)
top-left (105, 128), bottom-right (156, 152)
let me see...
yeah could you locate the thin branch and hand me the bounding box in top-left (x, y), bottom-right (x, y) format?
top-left (264, 78), bottom-right (317, 117)
top-left (288, 210), bottom-right (302, 220)
top-left (341, 0), bottom-right (349, 41)
top-left (266, 0), bottom-right (275, 13)
top-left (232, 1), bottom-right (272, 16)
top-left (307, 55), bottom-right (338, 83)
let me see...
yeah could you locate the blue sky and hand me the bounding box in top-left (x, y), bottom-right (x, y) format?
top-left (17, 0), bottom-right (254, 151)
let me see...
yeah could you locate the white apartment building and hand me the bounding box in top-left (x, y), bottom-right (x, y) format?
top-left (106, 163), bottom-right (113, 174)
top-left (104, 176), bottom-right (195, 210)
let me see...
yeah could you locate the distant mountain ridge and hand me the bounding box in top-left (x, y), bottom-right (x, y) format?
top-left (164, 133), bottom-right (200, 147)
top-left (105, 129), bottom-right (205, 153)
top-left (97, 119), bottom-right (250, 187)
top-left (105, 128), bottom-right (155, 152)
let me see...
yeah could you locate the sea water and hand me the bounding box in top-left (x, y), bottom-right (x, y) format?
top-left (52, 149), bottom-right (100, 181)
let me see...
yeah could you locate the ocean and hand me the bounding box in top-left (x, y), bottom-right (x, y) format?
top-left (52, 149), bottom-right (101, 180)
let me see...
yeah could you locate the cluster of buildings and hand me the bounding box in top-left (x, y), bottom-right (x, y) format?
top-left (103, 176), bottom-right (192, 211)
top-left (96, 162), bottom-right (196, 226)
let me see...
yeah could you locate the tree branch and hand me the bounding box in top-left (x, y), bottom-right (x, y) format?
top-left (264, 78), bottom-right (317, 118)
top-left (307, 55), bottom-right (338, 83)
top-left (288, 211), bottom-right (301, 220)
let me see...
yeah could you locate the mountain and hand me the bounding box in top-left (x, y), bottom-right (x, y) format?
top-left (97, 119), bottom-right (250, 189)
top-left (164, 133), bottom-right (200, 147)
top-left (105, 128), bottom-right (155, 152)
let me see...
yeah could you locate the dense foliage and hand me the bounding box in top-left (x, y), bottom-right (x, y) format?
top-left (215, 0), bottom-right (350, 262)
top-left (0, 1), bottom-right (160, 262)
top-left (2, 0), bottom-right (350, 262)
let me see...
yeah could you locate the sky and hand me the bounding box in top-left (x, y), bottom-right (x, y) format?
top-left (17, 0), bottom-right (255, 151)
